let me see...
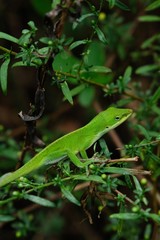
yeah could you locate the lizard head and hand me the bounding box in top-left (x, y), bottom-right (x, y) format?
top-left (101, 107), bottom-right (133, 131)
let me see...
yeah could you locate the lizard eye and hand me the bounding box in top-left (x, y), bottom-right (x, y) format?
top-left (115, 116), bottom-right (120, 120)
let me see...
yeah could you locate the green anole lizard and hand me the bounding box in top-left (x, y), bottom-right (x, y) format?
top-left (0, 107), bottom-right (132, 187)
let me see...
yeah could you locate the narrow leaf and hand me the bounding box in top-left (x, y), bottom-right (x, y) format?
top-left (146, 1), bottom-right (160, 11)
top-left (0, 32), bottom-right (18, 43)
top-left (0, 57), bottom-right (10, 95)
top-left (61, 186), bottom-right (81, 206)
top-left (110, 213), bottom-right (139, 220)
top-left (24, 194), bottom-right (55, 207)
top-left (87, 66), bottom-right (111, 73)
top-left (147, 213), bottom-right (160, 224)
top-left (103, 167), bottom-right (150, 175)
top-left (63, 84), bottom-right (85, 101)
top-left (0, 215), bottom-right (15, 222)
top-left (99, 138), bottom-right (111, 158)
top-left (136, 125), bottom-right (151, 140)
top-left (139, 15), bottom-right (160, 22)
top-left (108, 0), bottom-right (116, 8)
top-left (136, 64), bottom-right (159, 75)
top-left (69, 40), bottom-right (89, 50)
top-left (73, 174), bottom-right (105, 183)
top-left (94, 26), bottom-right (108, 44)
top-left (123, 66), bottom-right (132, 84)
top-left (141, 34), bottom-right (160, 49)
top-left (60, 81), bottom-right (73, 105)
top-left (12, 61), bottom-right (36, 67)
top-left (115, 0), bottom-right (130, 11)
top-left (73, 13), bottom-right (94, 29)
top-left (132, 175), bottom-right (142, 192)
top-left (77, 13), bottom-right (94, 23)
top-left (150, 87), bottom-right (160, 104)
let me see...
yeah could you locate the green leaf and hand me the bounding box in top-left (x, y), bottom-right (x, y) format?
top-left (60, 81), bottom-right (73, 105)
top-left (99, 138), bottom-right (111, 158)
top-left (108, 0), bottom-right (116, 8)
top-left (72, 174), bottom-right (105, 183)
top-left (0, 215), bottom-right (15, 222)
top-left (12, 61), bottom-right (37, 67)
top-left (39, 37), bottom-right (51, 44)
top-left (0, 56), bottom-right (10, 95)
top-left (32, 0), bottom-right (51, 15)
top-left (69, 40), bottom-right (89, 50)
top-left (110, 213), bottom-right (139, 220)
top-left (147, 213), bottom-right (160, 224)
top-left (24, 194), bottom-right (55, 207)
top-left (73, 13), bottom-right (94, 29)
top-left (146, 1), bottom-right (160, 11)
top-left (83, 66), bottom-right (111, 74)
top-left (18, 32), bottom-right (31, 46)
top-left (53, 51), bottom-right (79, 75)
top-left (135, 64), bottom-right (159, 76)
top-left (132, 175), bottom-right (142, 192)
top-left (136, 125), bottom-right (151, 140)
top-left (115, 0), bottom-right (130, 11)
top-left (141, 34), bottom-right (160, 49)
top-left (78, 86), bottom-right (95, 107)
top-left (139, 15), bottom-right (160, 22)
top-left (77, 13), bottom-right (94, 23)
top-left (63, 84), bottom-right (85, 101)
top-left (52, 0), bottom-right (61, 9)
top-left (37, 47), bottom-right (49, 55)
top-left (86, 41), bottom-right (106, 66)
top-left (123, 66), bottom-right (132, 84)
top-left (116, 98), bottom-right (133, 107)
top-left (94, 26), bottom-right (108, 44)
top-left (150, 87), bottom-right (160, 104)
top-left (103, 167), bottom-right (146, 175)
top-left (28, 21), bottom-right (37, 31)
top-left (61, 186), bottom-right (81, 206)
top-left (0, 32), bottom-right (18, 43)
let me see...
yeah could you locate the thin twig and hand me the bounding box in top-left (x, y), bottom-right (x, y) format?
top-left (56, 70), bottom-right (143, 102)
top-left (114, 189), bottom-right (134, 205)
top-left (107, 156), bottom-right (139, 163)
top-left (116, 139), bottom-right (160, 150)
top-left (0, 46), bottom-right (17, 56)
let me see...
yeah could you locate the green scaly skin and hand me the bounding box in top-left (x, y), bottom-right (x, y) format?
top-left (0, 107), bottom-right (132, 187)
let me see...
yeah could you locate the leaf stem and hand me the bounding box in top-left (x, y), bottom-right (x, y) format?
top-left (107, 156), bottom-right (139, 163)
top-left (0, 46), bottom-right (17, 56)
top-left (56, 70), bottom-right (143, 102)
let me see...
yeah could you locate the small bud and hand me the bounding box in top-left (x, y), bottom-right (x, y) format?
top-left (98, 205), bottom-right (104, 212)
top-left (98, 12), bottom-right (106, 21)
top-left (18, 183), bottom-right (24, 188)
top-left (101, 173), bottom-right (107, 180)
top-left (12, 191), bottom-right (20, 197)
top-left (48, 40), bottom-right (53, 46)
top-left (91, 20), bottom-right (95, 25)
top-left (89, 164), bottom-right (95, 170)
top-left (0, 125), bottom-right (4, 131)
top-left (140, 178), bottom-right (147, 185)
top-left (132, 206), bottom-right (139, 212)
top-left (23, 43), bottom-right (28, 47)
top-left (16, 230), bottom-right (22, 238)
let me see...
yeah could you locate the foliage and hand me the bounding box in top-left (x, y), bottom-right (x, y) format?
top-left (0, 0), bottom-right (160, 239)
